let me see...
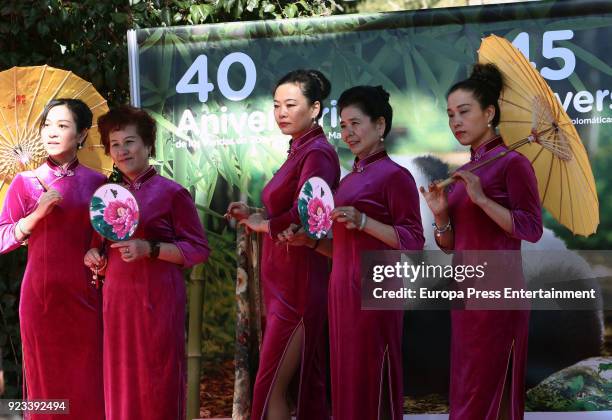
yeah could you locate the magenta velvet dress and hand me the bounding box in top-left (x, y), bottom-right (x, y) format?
top-left (329, 150), bottom-right (424, 420)
top-left (0, 159), bottom-right (106, 420)
top-left (250, 126), bottom-right (340, 420)
top-left (445, 136), bottom-right (543, 420)
top-left (102, 167), bottom-right (209, 420)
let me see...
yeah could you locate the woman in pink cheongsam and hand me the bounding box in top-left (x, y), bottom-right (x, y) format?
top-left (0, 99), bottom-right (106, 419)
top-left (283, 85), bottom-right (424, 420)
top-left (84, 106), bottom-right (209, 420)
top-left (226, 69), bottom-right (340, 420)
top-left (421, 64), bottom-right (543, 420)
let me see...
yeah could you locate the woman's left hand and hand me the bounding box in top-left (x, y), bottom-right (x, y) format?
top-left (278, 224), bottom-right (316, 248)
top-left (452, 170), bottom-right (488, 206)
top-left (238, 213), bottom-right (270, 234)
top-left (332, 206), bottom-right (362, 230)
top-left (110, 239), bottom-right (151, 262)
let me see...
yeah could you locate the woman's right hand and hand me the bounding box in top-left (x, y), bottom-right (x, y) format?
top-left (419, 180), bottom-right (449, 217)
top-left (84, 248), bottom-right (107, 272)
top-left (225, 201), bottom-right (250, 221)
top-left (33, 189), bottom-right (62, 221)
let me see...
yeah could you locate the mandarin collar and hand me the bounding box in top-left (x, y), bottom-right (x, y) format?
top-left (352, 149), bottom-right (388, 173)
top-left (122, 166), bottom-right (156, 191)
top-left (288, 125), bottom-right (324, 158)
top-left (46, 156), bottom-right (79, 177)
top-left (470, 135), bottom-right (504, 162)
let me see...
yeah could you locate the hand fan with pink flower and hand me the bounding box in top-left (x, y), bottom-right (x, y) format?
top-left (89, 184), bottom-right (140, 241)
top-left (298, 177), bottom-right (334, 240)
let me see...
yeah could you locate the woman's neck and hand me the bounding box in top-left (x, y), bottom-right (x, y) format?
top-left (357, 143), bottom-right (385, 161)
top-left (124, 165), bottom-right (152, 183)
top-left (470, 130), bottom-right (498, 151)
top-left (290, 124), bottom-right (318, 141)
top-left (49, 152), bottom-right (77, 168)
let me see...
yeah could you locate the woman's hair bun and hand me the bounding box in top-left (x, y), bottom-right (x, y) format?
top-left (469, 63), bottom-right (503, 99)
top-left (308, 69), bottom-right (331, 100)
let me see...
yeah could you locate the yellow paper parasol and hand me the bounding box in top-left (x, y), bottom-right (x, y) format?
top-left (0, 65), bottom-right (112, 205)
top-left (479, 35), bottom-right (599, 236)
top-left (447, 35), bottom-right (599, 236)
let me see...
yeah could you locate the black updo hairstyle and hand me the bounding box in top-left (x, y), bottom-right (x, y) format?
top-left (337, 85), bottom-right (393, 138)
top-left (273, 69), bottom-right (331, 120)
top-left (39, 98), bottom-right (93, 144)
top-left (447, 63), bottom-right (504, 127)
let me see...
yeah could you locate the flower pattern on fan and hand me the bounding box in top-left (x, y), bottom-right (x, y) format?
top-left (103, 198), bottom-right (139, 240)
top-left (297, 177), bottom-right (334, 239)
top-left (307, 197), bottom-right (332, 235)
top-left (90, 184), bottom-right (139, 241)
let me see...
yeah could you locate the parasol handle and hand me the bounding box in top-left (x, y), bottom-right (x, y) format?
top-left (434, 133), bottom-right (537, 191)
top-left (435, 176), bottom-right (456, 189)
top-left (34, 175), bottom-right (49, 192)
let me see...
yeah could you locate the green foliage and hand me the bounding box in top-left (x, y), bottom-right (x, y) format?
top-left (0, 0), bottom-right (345, 107)
top-left (199, 229), bottom-right (237, 366)
top-left (354, 0), bottom-right (468, 13)
top-left (0, 247), bottom-right (26, 398)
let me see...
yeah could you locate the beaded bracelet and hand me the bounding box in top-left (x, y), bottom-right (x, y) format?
top-left (432, 220), bottom-right (452, 237)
